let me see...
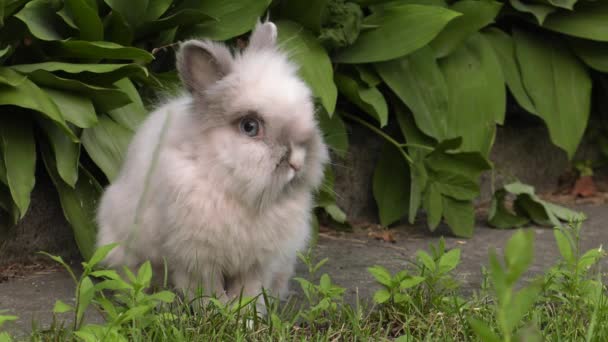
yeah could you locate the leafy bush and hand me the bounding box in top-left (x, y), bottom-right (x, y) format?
top-left (0, 0), bottom-right (605, 259)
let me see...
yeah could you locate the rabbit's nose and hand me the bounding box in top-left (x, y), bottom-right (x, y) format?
top-left (288, 145), bottom-right (306, 172)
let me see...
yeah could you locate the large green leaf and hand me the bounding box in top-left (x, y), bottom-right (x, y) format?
top-left (488, 189), bottom-right (530, 229)
top-left (373, 143), bottom-right (410, 226)
top-left (106, 78), bottom-right (147, 131)
top-left (276, 20), bottom-right (337, 114)
top-left (144, 0), bottom-right (173, 22)
top-left (279, 0), bottom-right (328, 32)
top-left (0, 68), bottom-right (75, 140)
top-left (317, 110), bottom-right (348, 158)
top-left (64, 0), bottom-right (103, 41)
top-left (428, 170), bottom-right (479, 201)
top-left (41, 145), bottom-right (101, 261)
top-left (21, 70), bottom-right (131, 113)
top-left (442, 197), bottom-right (474, 237)
top-left (394, 104), bottom-right (434, 224)
top-left (0, 116), bottom-right (36, 219)
top-left (439, 33), bottom-right (505, 155)
top-left (37, 119), bottom-right (80, 187)
top-left (136, 9), bottom-right (215, 38)
top-left (104, 11), bottom-right (133, 45)
top-left (546, 0), bottom-right (578, 10)
top-left (14, 0), bottom-right (68, 41)
top-left (178, 0), bottom-right (270, 41)
top-left (430, 0), bottom-right (502, 58)
top-left (47, 41), bottom-right (154, 62)
top-left (81, 116), bottom-right (133, 181)
top-left (483, 28), bottom-right (536, 114)
top-left (513, 29), bottom-right (591, 159)
top-left (542, 1), bottom-right (608, 42)
top-left (510, 0), bottom-right (556, 25)
top-left (104, 0), bottom-right (149, 29)
top-left (334, 73), bottom-right (387, 127)
top-left (11, 63), bottom-right (148, 85)
top-left (423, 183), bottom-right (442, 230)
top-left (44, 88), bottom-right (98, 128)
top-left (569, 38), bottom-right (608, 73)
top-left (335, 4), bottom-right (459, 63)
top-left (376, 46), bottom-right (450, 141)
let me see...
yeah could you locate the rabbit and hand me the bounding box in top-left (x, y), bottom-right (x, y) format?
top-left (95, 20), bottom-right (329, 309)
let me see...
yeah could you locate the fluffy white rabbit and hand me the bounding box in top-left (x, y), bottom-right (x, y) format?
top-left (95, 20), bottom-right (329, 306)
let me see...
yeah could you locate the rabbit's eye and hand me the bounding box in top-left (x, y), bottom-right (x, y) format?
top-left (239, 117), bottom-right (261, 137)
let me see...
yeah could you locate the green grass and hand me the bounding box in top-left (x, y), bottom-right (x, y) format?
top-left (0, 220), bottom-right (606, 341)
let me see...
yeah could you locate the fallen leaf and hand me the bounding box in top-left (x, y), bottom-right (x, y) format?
top-left (368, 230), bottom-right (397, 243)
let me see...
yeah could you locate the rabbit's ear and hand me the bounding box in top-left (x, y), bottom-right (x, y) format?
top-left (177, 40), bottom-right (233, 94)
top-left (248, 20), bottom-right (277, 51)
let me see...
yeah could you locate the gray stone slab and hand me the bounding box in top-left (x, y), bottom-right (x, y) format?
top-left (1, 203), bottom-right (606, 338)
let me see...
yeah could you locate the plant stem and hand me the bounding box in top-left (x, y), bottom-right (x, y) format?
top-left (341, 113), bottom-right (414, 165)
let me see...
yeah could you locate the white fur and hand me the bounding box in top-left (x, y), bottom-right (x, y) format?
top-left (95, 21), bottom-right (329, 307)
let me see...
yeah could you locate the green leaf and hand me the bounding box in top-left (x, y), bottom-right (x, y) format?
top-left (178, 0), bottom-right (270, 41)
top-left (488, 189), bottom-right (529, 229)
top-left (542, 1), bottom-right (608, 42)
top-left (483, 28), bottom-right (536, 114)
top-left (87, 243), bottom-right (119, 270)
top-left (137, 261), bottom-right (153, 286)
top-left (334, 73), bottom-right (387, 127)
top-left (505, 284), bottom-right (541, 334)
top-left (553, 228), bottom-right (575, 264)
top-left (513, 29), bottom-right (591, 159)
top-left (136, 9), bottom-right (215, 38)
top-left (504, 229), bottom-right (534, 284)
top-left (569, 38), bottom-right (608, 73)
top-left (399, 276), bottom-right (425, 289)
top-left (316, 166), bottom-right (347, 223)
top-left (375, 46), bottom-right (449, 139)
top-left (41, 146), bottom-right (102, 260)
top-left (423, 183), bottom-right (442, 230)
top-left (14, 0), bottom-right (67, 41)
top-left (64, 0), bottom-right (103, 41)
top-left (416, 250), bottom-right (436, 272)
top-left (373, 143), bottom-right (410, 226)
top-left (107, 78), bottom-right (147, 131)
top-left (509, 0), bottom-right (556, 25)
top-left (104, 0), bottom-right (149, 29)
top-left (53, 300), bottom-right (74, 313)
top-left (430, 170), bottom-right (479, 200)
top-left (47, 41), bottom-right (154, 62)
top-left (145, 0), bottom-right (173, 22)
top-left (430, 0), bottom-right (503, 58)
top-left (438, 33), bottom-right (505, 155)
top-left (546, 0), bottom-right (577, 10)
top-left (0, 116), bottom-right (36, 219)
top-left (43, 88), bottom-right (98, 129)
top-left (426, 150), bottom-right (492, 179)
top-left (438, 249), bottom-right (460, 274)
top-left (37, 118), bottom-right (80, 187)
top-left (276, 20), bottom-right (337, 114)
top-left (148, 290), bottom-right (175, 303)
top-left (442, 197), bottom-right (474, 237)
top-left (81, 116), bottom-right (133, 182)
top-left (335, 4), bottom-right (460, 63)
top-left (368, 265), bottom-right (393, 287)
top-left (0, 68), bottom-right (75, 139)
top-left (318, 110), bottom-right (348, 158)
top-left (104, 11), bottom-right (133, 45)
top-left (21, 70), bottom-right (131, 113)
top-left (11, 63), bottom-right (148, 85)
top-left (469, 318), bottom-right (501, 342)
top-left (373, 289), bottom-right (391, 304)
top-left (89, 269), bottom-right (121, 280)
top-left (279, 0), bottom-right (328, 32)
top-left (77, 276), bottom-right (95, 326)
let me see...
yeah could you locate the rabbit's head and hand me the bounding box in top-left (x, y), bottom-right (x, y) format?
top-left (176, 21), bottom-right (329, 209)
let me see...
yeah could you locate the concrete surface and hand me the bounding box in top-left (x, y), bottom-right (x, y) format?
top-left (1, 203), bottom-right (606, 338)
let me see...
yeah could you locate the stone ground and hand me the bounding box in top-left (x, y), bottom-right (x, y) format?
top-left (1, 203), bottom-right (607, 338)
